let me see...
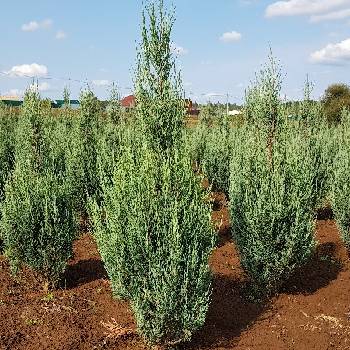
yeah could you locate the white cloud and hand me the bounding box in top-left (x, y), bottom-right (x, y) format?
top-left (21, 21), bottom-right (40, 32)
top-left (55, 30), bottom-right (66, 40)
top-left (92, 79), bottom-right (110, 86)
top-left (265, 0), bottom-right (350, 18)
top-left (171, 44), bottom-right (188, 56)
top-left (7, 63), bottom-right (48, 78)
top-left (310, 8), bottom-right (350, 22)
top-left (219, 31), bottom-right (242, 43)
top-left (310, 38), bottom-right (350, 65)
top-left (21, 19), bottom-right (52, 32)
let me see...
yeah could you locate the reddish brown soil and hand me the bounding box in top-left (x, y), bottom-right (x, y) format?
top-left (0, 195), bottom-right (349, 350)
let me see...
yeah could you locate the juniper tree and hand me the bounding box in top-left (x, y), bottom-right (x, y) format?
top-left (1, 89), bottom-right (77, 287)
top-left (79, 89), bottom-right (101, 203)
top-left (244, 50), bottom-right (283, 164)
top-left (135, 0), bottom-right (185, 154)
top-left (106, 82), bottom-right (122, 123)
top-left (63, 86), bottom-right (71, 108)
top-left (229, 125), bottom-right (317, 299)
top-left (0, 106), bottom-right (16, 250)
top-left (90, 144), bottom-right (216, 346)
top-left (90, 1), bottom-right (215, 346)
top-left (332, 109), bottom-right (350, 250)
top-left (230, 57), bottom-right (319, 300)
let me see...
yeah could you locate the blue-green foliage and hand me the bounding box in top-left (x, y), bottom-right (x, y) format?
top-left (90, 144), bottom-right (215, 345)
top-left (202, 118), bottom-right (232, 194)
top-left (229, 125), bottom-right (318, 298)
top-left (332, 110), bottom-right (350, 249)
top-left (1, 90), bottom-right (78, 286)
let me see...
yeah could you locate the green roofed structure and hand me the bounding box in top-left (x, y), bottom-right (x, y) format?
top-left (0, 96), bottom-right (23, 107)
top-left (52, 100), bottom-right (80, 108)
top-left (0, 97), bottom-right (80, 109)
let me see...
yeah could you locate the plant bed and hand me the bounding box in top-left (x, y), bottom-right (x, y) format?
top-left (0, 198), bottom-right (349, 350)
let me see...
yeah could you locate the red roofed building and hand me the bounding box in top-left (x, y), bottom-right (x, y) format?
top-left (121, 95), bottom-right (136, 109)
top-left (120, 95), bottom-right (199, 115)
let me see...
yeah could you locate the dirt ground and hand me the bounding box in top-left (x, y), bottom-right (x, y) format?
top-left (0, 193), bottom-right (349, 350)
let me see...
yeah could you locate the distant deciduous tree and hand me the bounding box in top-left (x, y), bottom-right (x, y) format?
top-left (322, 83), bottom-right (350, 124)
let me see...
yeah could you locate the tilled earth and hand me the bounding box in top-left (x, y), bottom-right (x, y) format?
top-left (0, 194), bottom-right (349, 350)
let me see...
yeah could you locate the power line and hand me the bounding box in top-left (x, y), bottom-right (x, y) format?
top-left (1, 70), bottom-right (242, 101)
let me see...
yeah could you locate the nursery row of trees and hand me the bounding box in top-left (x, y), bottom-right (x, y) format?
top-left (0, 1), bottom-right (350, 348)
top-left (192, 56), bottom-right (349, 300)
top-left (0, 1), bottom-right (215, 347)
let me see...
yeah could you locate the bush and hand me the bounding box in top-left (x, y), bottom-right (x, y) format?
top-left (106, 83), bottom-right (122, 124)
top-left (229, 126), bottom-right (317, 299)
top-left (0, 108), bottom-right (16, 250)
top-left (184, 120), bottom-right (208, 170)
top-left (332, 111), bottom-right (350, 249)
top-left (293, 77), bottom-right (334, 209)
top-left (202, 122), bottom-right (232, 194)
top-left (79, 89), bottom-right (101, 202)
top-left (322, 83), bottom-right (350, 124)
top-left (90, 145), bottom-right (215, 345)
top-left (62, 111), bottom-right (86, 212)
top-left (2, 170), bottom-right (77, 286)
top-left (1, 90), bottom-right (77, 287)
top-left (186, 114), bottom-right (234, 195)
top-left (309, 122), bottom-right (336, 209)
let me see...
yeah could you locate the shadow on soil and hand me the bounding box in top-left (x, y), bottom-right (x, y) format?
top-left (186, 275), bottom-right (269, 349)
top-left (316, 206), bottom-right (334, 220)
top-left (63, 259), bottom-right (107, 289)
top-left (217, 225), bottom-right (231, 248)
top-left (281, 241), bottom-right (343, 295)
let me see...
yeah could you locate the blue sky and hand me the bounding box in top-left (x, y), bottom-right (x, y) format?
top-left (0, 0), bottom-right (350, 104)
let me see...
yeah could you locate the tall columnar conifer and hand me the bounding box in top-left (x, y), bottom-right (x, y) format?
top-left (230, 55), bottom-right (317, 299)
top-left (90, 1), bottom-right (215, 346)
top-left (79, 89), bottom-right (101, 204)
top-left (1, 88), bottom-right (77, 288)
top-left (107, 82), bottom-right (122, 124)
top-left (0, 105), bottom-right (16, 249)
top-left (332, 109), bottom-right (350, 250)
top-left (229, 125), bottom-right (317, 299)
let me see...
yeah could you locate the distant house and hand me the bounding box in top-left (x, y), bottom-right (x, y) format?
top-left (120, 95), bottom-right (200, 115)
top-left (121, 95), bottom-right (136, 109)
top-left (0, 95), bottom-right (23, 107)
top-left (0, 96), bottom-right (81, 109)
top-left (228, 109), bottom-right (241, 116)
top-left (185, 98), bottom-right (200, 115)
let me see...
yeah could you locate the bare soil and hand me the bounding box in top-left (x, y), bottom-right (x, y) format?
top-left (0, 194), bottom-right (349, 350)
